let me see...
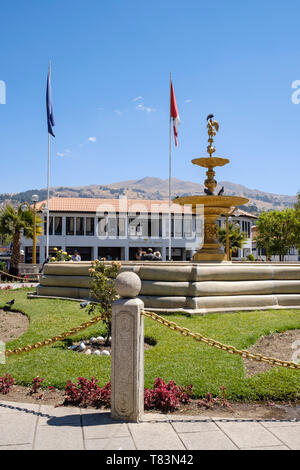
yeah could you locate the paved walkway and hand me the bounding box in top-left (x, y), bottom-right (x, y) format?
top-left (0, 401), bottom-right (299, 450)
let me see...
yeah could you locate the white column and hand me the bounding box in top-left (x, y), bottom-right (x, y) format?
top-left (111, 272), bottom-right (144, 423)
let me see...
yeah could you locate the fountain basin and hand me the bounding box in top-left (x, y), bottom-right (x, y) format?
top-left (34, 262), bottom-right (300, 315)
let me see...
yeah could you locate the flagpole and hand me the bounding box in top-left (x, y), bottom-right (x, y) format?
top-left (46, 62), bottom-right (51, 260)
top-left (46, 131), bottom-right (50, 260)
top-left (168, 72), bottom-right (172, 261)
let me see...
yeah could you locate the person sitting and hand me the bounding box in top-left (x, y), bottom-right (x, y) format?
top-left (153, 250), bottom-right (162, 261)
top-left (135, 248), bottom-right (145, 261)
top-left (143, 248), bottom-right (154, 261)
top-left (72, 250), bottom-right (81, 261)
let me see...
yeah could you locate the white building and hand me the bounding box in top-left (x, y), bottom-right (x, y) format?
top-left (251, 226), bottom-right (300, 262)
top-left (21, 197), bottom-right (257, 263)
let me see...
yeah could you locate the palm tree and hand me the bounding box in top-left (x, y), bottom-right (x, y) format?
top-left (0, 204), bottom-right (42, 276)
top-left (218, 222), bottom-right (248, 260)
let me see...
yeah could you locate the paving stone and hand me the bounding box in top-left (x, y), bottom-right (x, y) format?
top-left (0, 444), bottom-right (33, 450)
top-left (241, 445), bottom-right (289, 450)
top-left (262, 420), bottom-right (300, 428)
top-left (172, 420), bottom-right (218, 433)
top-left (85, 437), bottom-right (136, 450)
top-left (39, 405), bottom-right (81, 426)
top-left (0, 412), bottom-right (37, 446)
top-left (82, 412), bottom-right (130, 440)
top-left (179, 430), bottom-right (238, 450)
top-left (129, 422), bottom-right (185, 450)
top-left (216, 421), bottom-right (282, 449)
top-left (34, 425), bottom-right (84, 450)
top-left (265, 426), bottom-right (300, 450)
top-left (0, 401), bottom-right (40, 415)
top-left (143, 413), bottom-right (211, 422)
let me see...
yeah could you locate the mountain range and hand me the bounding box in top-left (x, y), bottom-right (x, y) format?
top-left (0, 177), bottom-right (297, 215)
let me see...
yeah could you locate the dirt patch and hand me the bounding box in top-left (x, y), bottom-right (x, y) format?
top-left (0, 309), bottom-right (29, 343)
top-left (0, 386), bottom-right (299, 420)
top-left (243, 329), bottom-right (300, 377)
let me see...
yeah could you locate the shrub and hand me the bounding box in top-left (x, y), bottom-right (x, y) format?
top-left (30, 376), bottom-right (44, 394)
top-left (63, 376), bottom-right (193, 412)
top-left (144, 377), bottom-right (193, 412)
top-left (50, 248), bottom-right (72, 262)
top-left (247, 253), bottom-right (255, 261)
top-left (0, 374), bottom-right (15, 394)
top-left (87, 260), bottom-right (121, 339)
top-left (64, 377), bottom-right (111, 408)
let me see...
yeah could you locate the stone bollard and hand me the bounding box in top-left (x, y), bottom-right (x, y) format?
top-left (111, 271), bottom-right (144, 423)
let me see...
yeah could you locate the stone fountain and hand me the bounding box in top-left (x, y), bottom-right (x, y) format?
top-left (36, 115), bottom-right (300, 313)
top-left (174, 116), bottom-right (248, 261)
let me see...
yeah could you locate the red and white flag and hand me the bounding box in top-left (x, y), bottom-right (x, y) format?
top-left (170, 81), bottom-right (180, 146)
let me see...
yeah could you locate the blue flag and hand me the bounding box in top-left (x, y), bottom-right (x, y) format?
top-left (46, 69), bottom-right (55, 137)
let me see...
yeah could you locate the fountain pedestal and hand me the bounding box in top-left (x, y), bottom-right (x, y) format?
top-left (174, 118), bottom-right (249, 262)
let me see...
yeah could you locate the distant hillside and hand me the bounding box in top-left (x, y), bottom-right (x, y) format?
top-left (0, 177), bottom-right (297, 215)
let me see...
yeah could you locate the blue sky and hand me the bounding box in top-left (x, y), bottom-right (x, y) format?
top-left (0, 0), bottom-right (300, 196)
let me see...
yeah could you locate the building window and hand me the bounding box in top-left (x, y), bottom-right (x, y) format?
top-left (66, 246), bottom-right (92, 261)
top-left (54, 217), bottom-right (62, 235)
top-left (86, 217), bottom-right (94, 236)
top-left (66, 217), bottom-right (75, 235)
top-left (25, 246), bottom-right (40, 264)
top-left (241, 220), bottom-right (251, 238)
top-left (44, 216), bottom-right (54, 235)
top-left (76, 217), bottom-right (84, 236)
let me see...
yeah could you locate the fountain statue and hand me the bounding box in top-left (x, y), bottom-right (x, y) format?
top-left (174, 116), bottom-right (249, 261)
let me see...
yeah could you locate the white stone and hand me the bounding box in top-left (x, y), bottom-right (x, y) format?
top-left (115, 272), bottom-right (141, 298)
top-left (93, 350), bottom-right (101, 356)
top-left (90, 337), bottom-right (97, 343)
top-left (85, 349), bottom-right (92, 355)
top-left (78, 342), bottom-right (86, 351)
top-left (68, 345), bottom-right (77, 350)
top-left (101, 350), bottom-right (110, 356)
top-left (96, 336), bottom-right (105, 342)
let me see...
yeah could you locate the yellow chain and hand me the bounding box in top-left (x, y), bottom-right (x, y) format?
top-left (5, 314), bottom-right (104, 357)
top-left (0, 270), bottom-right (37, 283)
top-left (142, 310), bottom-right (300, 370)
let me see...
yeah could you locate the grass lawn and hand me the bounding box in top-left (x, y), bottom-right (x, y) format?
top-left (0, 288), bottom-right (300, 401)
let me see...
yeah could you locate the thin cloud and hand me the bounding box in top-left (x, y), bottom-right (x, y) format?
top-left (114, 110), bottom-right (122, 115)
top-left (57, 149), bottom-right (72, 157)
top-left (136, 103), bottom-right (156, 113)
top-left (184, 99), bottom-right (192, 103)
top-left (132, 96), bottom-right (143, 102)
top-left (88, 137), bottom-right (97, 142)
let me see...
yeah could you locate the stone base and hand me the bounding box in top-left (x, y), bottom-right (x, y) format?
top-left (193, 252), bottom-right (227, 262)
top-left (36, 262), bottom-right (300, 315)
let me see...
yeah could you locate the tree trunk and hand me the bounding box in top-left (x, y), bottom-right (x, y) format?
top-left (9, 230), bottom-right (21, 276)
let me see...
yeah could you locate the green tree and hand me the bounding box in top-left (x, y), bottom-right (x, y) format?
top-left (256, 209), bottom-right (300, 261)
top-left (218, 222), bottom-right (248, 260)
top-left (0, 204), bottom-right (42, 275)
top-left (295, 192), bottom-right (300, 212)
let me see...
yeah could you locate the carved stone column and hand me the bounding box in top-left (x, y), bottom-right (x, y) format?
top-left (111, 271), bottom-right (144, 423)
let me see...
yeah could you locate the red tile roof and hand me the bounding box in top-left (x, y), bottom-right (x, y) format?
top-left (37, 197), bottom-right (257, 218)
top-left (37, 197), bottom-right (190, 214)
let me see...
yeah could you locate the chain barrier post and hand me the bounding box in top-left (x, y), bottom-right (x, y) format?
top-left (111, 272), bottom-right (144, 423)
